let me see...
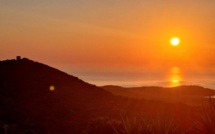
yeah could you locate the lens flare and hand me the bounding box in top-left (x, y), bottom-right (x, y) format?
top-left (49, 85), bottom-right (55, 91)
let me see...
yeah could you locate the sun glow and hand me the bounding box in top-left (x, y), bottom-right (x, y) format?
top-left (172, 80), bottom-right (179, 83)
top-left (170, 37), bottom-right (180, 46)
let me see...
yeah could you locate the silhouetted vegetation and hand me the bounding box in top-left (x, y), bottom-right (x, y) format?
top-left (84, 114), bottom-right (187, 134)
top-left (194, 97), bottom-right (215, 134)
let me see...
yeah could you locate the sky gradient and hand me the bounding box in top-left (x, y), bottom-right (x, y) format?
top-left (1, 0), bottom-right (215, 88)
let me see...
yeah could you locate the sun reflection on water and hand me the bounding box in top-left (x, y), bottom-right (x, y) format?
top-left (168, 67), bottom-right (182, 87)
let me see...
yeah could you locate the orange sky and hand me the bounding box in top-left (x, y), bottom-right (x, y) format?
top-left (1, 0), bottom-right (215, 87)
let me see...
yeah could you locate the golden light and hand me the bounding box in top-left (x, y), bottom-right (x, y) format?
top-left (49, 85), bottom-right (55, 91)
top-left (172, 80), bottom-right (179, 83)
top-left (170, 37), bottom-right (180, 46)
top-left (169, 77), bottom-right (181, 87)
top-left (168, 67), bottom-right (183, 87)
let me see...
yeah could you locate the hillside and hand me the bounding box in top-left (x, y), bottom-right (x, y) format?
top-left (102, 85), bottom-right (215, 106)
top-left (0, 58), bottom-right (120, 133)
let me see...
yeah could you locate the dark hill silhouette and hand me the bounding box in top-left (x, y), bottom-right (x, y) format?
top-left (102, 85), bottom-right (215, 106)
top-left (0, 58), bottom-right (111, 97)
top-left (0, 58), bottom-right (116, 133)
top-left (0, 58), bottom-right (201, 133)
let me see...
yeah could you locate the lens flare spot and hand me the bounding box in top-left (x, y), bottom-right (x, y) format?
top-left (49, 85), bottom-right (55, 91)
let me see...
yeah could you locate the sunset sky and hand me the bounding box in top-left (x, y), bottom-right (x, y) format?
top-left (1, 0), bottom-right (215, 88)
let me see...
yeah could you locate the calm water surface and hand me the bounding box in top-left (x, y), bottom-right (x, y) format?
top-left (74, 67), bottom-right (215, 90)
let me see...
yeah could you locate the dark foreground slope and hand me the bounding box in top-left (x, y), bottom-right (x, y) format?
top-left (0, 58), bottom-right (198, 134)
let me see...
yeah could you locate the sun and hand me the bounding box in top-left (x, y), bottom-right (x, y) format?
top-left (170, 37), bottom-right (180, 46)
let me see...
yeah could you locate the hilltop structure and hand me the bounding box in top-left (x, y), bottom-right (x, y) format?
top-left (16, 56), bottom-right (21, 60)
